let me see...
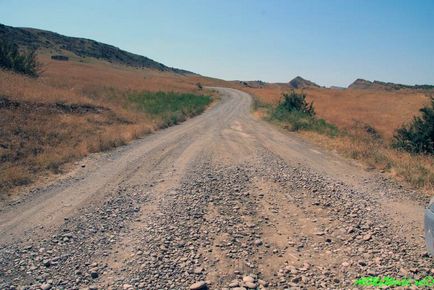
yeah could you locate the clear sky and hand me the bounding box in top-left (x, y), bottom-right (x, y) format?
top-left (1, 0), bottom-right (433, 86)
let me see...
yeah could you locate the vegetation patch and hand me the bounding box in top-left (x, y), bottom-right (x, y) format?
top-left (393, 98), bottom-right (434, 154)
top-left (269, 91), bottom-right (339, 137)
top-left (128, 91), bottom-right (212, 127)
top-left (0, 93), bottom-right (148, 196)
top-left (0, 67), bottom-right (213, 197)
top-left (0, 39), bottom-right (39, 77)
top-left (257, 91), bottom-right (433, 191)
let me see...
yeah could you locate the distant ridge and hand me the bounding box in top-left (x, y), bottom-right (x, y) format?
top-left (237, 80), bottom-right (266, 88)
top-left (288, 76), bottom-right (320, 89)
top-left (0, 23), bottom-right (193, 74)
top-left (329, 86), bottom-right (346, 90)
top-left (349, 78), bottom-right (434, 90)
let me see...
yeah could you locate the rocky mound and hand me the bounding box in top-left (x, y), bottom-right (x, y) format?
top-left (349, 78), bottom-right (434, 90)
top-left (288, 76), bottom-right (320, 89)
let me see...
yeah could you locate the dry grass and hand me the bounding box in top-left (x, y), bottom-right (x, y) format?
top-left (301, 131), bottom-right (434, 193)
top-left (303, 87), bottom-right (430, 140)
top-left (245, 84), bottom-right (433, 192)
top-left (0, 86), bottom-right (151, 195)
top-left (243, 84), bottom-right (430, 140)
top-left (0, 54), bottom-right (222, 197)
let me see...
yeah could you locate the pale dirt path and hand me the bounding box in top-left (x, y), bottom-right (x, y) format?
top-left (0, 88), bottom-right (430, 289)
top-left (0, 88), bottom-right (248, 244)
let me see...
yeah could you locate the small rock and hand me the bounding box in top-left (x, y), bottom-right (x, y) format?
top-left (190, 281), bottom-right (208, 290)
top-left (363, 234), bottom-right (372, 241)
top-left (244, 282), bottom-right (257, 289)
top-left (254, 239), bottom-right (263, 246)
top-left (40, 283), bottom-right (51, 290)
top-left (342, 261), bottom-right (350, 267)
top-left (242, 276), bottom-right (255, 283)
top-left (292, 276), bottom-right (301, 283)
top-left (194, 267), bottom-right (204, 274)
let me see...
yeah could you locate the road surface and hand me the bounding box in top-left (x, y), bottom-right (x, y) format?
top-left (0, 88), bottom-right (430, 289)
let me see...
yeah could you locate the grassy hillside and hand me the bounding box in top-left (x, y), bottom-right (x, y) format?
top-left (0, 23), bottom-right (191, 74)
top-left (0, 54), bottom-right (216, 197)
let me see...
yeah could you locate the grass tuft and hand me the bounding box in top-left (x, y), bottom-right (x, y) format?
top-left (128, 91), bottom-right (212, 127)
top-left (271, 107), bottom-right (340, 137)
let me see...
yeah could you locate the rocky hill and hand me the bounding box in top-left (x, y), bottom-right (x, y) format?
top-left (288, 76), bottom-right (320, 89)
top-left (0, 23), bottom-right (192, 74)
top-left (349, 78), bottom-right (434, 90)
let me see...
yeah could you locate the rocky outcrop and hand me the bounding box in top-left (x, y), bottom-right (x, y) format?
top-left (288, 76), bottom-right (320, 89)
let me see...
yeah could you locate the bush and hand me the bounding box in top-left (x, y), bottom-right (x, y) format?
top-left (393, 98), bottom-right (434, 154)
top-left (271, 91), bottom-right (339, 136)
top-left (0, 39), bottom-right (40, 77)
top-left (279, 90), bottom-right (315, 116)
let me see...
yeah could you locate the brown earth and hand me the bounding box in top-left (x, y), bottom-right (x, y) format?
top-left (0, 88), bottom-right (430, 289)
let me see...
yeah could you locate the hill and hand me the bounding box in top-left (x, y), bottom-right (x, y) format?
top-left (0, 23), bottom-right (192, 74)
top-left (349, 78), bottom-right (434, 90)
top-left (288, 76), bottom-right (320, 89)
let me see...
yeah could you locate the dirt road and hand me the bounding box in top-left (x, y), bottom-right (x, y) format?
top-left (0, 88), bottom-right (431, 289)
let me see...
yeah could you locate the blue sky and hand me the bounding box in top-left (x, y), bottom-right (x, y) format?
top-left (1, 0), bottom-right (433, 86)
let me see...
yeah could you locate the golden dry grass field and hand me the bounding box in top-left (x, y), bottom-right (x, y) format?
top-left (242, 84), bottom-right (431, 140)
top-left (0, 55), bottom-right (225, 197)
top-left (242, 84), bottom-right (433, 192)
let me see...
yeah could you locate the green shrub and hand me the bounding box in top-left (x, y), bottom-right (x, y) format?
top-left (393, 98), bottom-right (434, 154)
top-left (279, 90), bottom-right (315, 116)
top-left (270, 91), bottom-right (339, 137)
top-left (0, 39), bottom-right (40, 77)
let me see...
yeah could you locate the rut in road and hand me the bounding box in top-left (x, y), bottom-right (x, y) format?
top-left (0, 88), bottom-right (430, 289)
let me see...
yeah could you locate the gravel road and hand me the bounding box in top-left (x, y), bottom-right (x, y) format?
top-left (0, 88), bottom-right (431, 289)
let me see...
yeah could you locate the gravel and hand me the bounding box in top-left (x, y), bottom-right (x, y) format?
top-left (1, 146), bottom-right (431, 289)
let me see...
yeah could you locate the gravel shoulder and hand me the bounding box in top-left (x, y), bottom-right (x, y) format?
top-left (0, 88), bottom-right (430, 289)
